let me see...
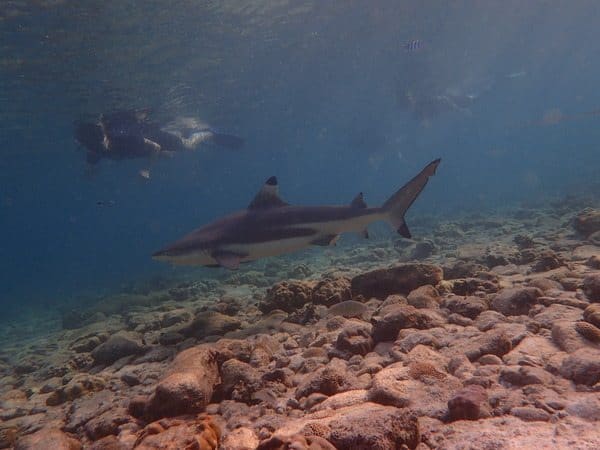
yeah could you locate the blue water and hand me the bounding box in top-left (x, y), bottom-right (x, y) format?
top-left (1, 1), bottom-right (599, 317)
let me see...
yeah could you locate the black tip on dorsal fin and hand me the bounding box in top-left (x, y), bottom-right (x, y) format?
top-left (350, 192), bottom-right (367, 209)
top-left (248, 176), bottom-right (289, 210)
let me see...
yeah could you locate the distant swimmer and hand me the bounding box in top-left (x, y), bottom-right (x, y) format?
top-left (506, 70), bottom-right (527, 79)
top-left (96, 200), bottom-right (116, 207)
top-left (74, 109), bottom-right (244, 165)
top-left (404, 39), bottom-right (424, 52)
top-left (139, 169), bottom-right (151, 180)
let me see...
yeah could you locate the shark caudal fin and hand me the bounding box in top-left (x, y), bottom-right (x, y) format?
top-left (382, 158), bottom-right (441, 238)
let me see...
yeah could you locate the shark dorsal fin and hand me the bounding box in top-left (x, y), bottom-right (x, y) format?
top-left (350, 192), bottom-right (367, 209)
top-left (248, 176), bottom-right (289, 210)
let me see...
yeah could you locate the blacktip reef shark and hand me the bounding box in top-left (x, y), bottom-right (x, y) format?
top-left (153, 159), bottom-right (441, 269)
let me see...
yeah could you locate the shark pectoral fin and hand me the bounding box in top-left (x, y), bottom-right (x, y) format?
top-left (397, 222), bottom-right (411, 239)
top-left (311, 234), bottom-right (339, 246)
top-left (212, 251), bottom-right (242, 270)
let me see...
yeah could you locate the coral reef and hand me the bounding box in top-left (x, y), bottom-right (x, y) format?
top-left (2, 202), bottom-right (600, 449)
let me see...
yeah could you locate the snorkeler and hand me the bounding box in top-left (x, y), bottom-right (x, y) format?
top-left (74, 109), bottom-right (244, 165)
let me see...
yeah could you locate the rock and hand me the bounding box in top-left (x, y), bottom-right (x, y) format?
top-left (63, 390), bottom-right (115, 434)
top-left (84, 407), bottom-right (131, 441)
top-left (260, 280), bottom-right (315, 313)
top-left (256, 434), bottom-right (336, 450)
top-left (499, 366), bottom-right (553, 386)
top-left (221, 427), bottom-right (259, 450)
top-left (534, 304), bottom-right (582, 329)
top-left (70, 335), bottom-right (105, 353)
top-left (574, 208), bottom-right (600, 236)
top-left (327, 405), bottom-right (420, 450)
top-left (478, 354), bottom-right (502, 365)
top-left (575, 321), bottom-right (600, 343)
top-left (287, 303), bottom-right (319, 325)
top-left (502, 336), bottom-right (563, 369)
top-left (452, 275), bottom-right (498, 296)
top-left (531, 250), bottom-right (564, 273)
top-left (586, 255), bottom-right (600, 269)
top-left (447, 385), bottom-right (490, 421)
top-left (474, 310), bottom-right (507, 331)
top-left (219, 359), bottom-right (262, 403)
top-left (335, 322), bottom-right (374, 356)
top-left (91, 332), bottom-right (145, 365)
top-left (160, 309), bottom-right (192, 328)
top-left (463, 330), bottom-right (512, 362)
top-left (529, 278), bottom-right (563, 292)
top-left (560, 348), bottom-right (600, 385)
top-left (411, 240), bottom-right (435, 259)
top-left (179, 311), bottom-right (241, 339)
top-left (295, 360), bottom-right (349, 399)
top-left (312, 278), bottom-right (351, 306)
top-left (565, 396), bottom-right (600, 421)
top-left (442, 296), bottom-right (488, 319)
top-left (61, 309), bottom-right (98, 330)
top-left (327, 300), bottom-right (368, 319)
top-left (159, 331), bottom-right (185, 346)
top-left (15, 429), bottom-right (81, 450)
top-left (510, 406), bottom-right (551, 422)
top-left (139, 346), bottom-right (219, 420)
top-left (371, 304), bottom-right (445, 343)
top-left (133, 414), bottom-right (219, 449)
top-left (583, 303), bottom-right (600, 327)
top-left (368, 363), bottom-right (414, 408)
top-left (396, 330), bottom-right (440, 353)
top-left (46, 374), bottom-right (106, 406)
top-left (491, 287), bottom-right (542, 316)
top-left (551, 321), bottom-right (590, 353)
top-left (589, 230), bottom-right (600, 245)
top-left (311, 390), bottom-right (369, 412)
top-left (407, 285), bottom-right (440, 309)
top-left (351, 263), bottom-right (443, 299)
top-left (583, 274), bottom-right (600, 302)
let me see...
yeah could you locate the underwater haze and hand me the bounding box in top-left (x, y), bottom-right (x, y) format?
top-left (2, 1), bottom-right (597, 315)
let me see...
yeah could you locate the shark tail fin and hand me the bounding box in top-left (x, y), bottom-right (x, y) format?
top-left (382, 158), bottom-right (441, 238)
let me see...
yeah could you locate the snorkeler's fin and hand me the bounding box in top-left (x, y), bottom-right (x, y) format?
top-left (210, 132), bottom-right (244, 150)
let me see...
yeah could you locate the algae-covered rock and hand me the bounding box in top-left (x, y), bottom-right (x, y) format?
top-left (351, 263), bottom-right (443, 299)
top-left (260, 280), bottom-right (315, 313)
top-left (179, 311), bottom-right (241, 339)
top-left (491, 287), bottom-right (542, 316)
top-left (91, 332), bottom-right (145, 365)
top-left (135, 346), bottom-right (220, 420)
top-left (15, 428), bottom-right (81, 450)
top-left (574, 208), bottom-right (600, 236)
top-left (133, 414), bottom-right (219, 450)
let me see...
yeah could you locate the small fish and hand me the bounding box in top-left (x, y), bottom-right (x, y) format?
top-left (96, 200), bottom-right (116, 207)
top-left (506, 70), bottom-right (527, 79)
top-left (139, 169), bottom-right (151, 180)
top-left (404, 39), bottom-right (424, 52)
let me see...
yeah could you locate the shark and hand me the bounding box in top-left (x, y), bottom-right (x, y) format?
top-left (153, 159), bottom-right (441, 269)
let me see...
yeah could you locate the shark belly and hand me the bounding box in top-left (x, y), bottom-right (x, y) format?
top-left (222, 212), bottom-right (385, 262)
top-left (223, 234), bottom-right (318, 261)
